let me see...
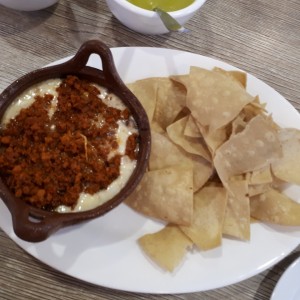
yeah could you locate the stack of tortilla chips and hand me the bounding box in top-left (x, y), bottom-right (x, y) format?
top-left (125, 66), bottom-right (300, 272)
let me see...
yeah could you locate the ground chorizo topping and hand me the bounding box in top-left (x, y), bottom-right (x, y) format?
top-left (0, 75), bottom-right (139, 211)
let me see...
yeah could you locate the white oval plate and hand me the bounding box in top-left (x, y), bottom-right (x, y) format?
top-left (271, 257), bottom-right (300, 300)
top-left (0, 47), bottom-right (300, 294)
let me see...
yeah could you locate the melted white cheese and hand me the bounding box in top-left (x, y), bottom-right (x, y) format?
top-left (56, 156), bottom-right (136, 212)
top-left (1, 79), bottom-right (61, 125)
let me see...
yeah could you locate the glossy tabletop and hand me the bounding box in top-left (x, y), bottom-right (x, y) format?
top-left (0, 0), bottom-right (299, 299)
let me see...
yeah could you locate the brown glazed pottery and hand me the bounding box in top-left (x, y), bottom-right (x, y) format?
top-left (0, 40), bottom-right (151, 242)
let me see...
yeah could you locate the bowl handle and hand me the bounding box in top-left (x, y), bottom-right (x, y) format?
top-left (0, 181), bottom-right (75, 242)
top-left (11, 204), bottom-right (65, 242)
top-left (59, 40), bottom-right (124, 87)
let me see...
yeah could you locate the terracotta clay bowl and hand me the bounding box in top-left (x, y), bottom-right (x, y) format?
top-left (0, 40), bottom-right (151, 242)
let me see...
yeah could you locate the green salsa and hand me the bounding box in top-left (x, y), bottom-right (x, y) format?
top-left (127, 0), bottom-right (195, 12)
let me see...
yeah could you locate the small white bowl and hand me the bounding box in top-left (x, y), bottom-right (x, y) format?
top-left (105, 0), bottom-right (207, 35)
top-left (0, 0), bottom-right (59, 11)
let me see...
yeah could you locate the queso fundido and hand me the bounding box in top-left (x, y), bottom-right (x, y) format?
top-left (0, 76), bottom-right (139, 212)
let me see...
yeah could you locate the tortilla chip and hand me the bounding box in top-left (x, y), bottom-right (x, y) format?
top-left (166, 116), bottom-right (211, 161)
top-left (191, 157), bottom-right (214, 193)
top-left (248, 183), bottom-right (271, 197)
top-left (127, 78), bottom-right (158, 122)
top-left (180, 186), bottom-right (228, 250)
top-left (126, 165), bottom-right (193, 225)
top-left (197, 121), bottom-right (230, 155)
top-left (138, 224), bottom-right (193, 272)
top-left (170, 74), bottom-right (190, 88)
top-left (231, 116), bottom-right (247, 136)
top-left (149, 131), bottom-right (213, 192)
top-left (250, 188), bottom-right (300, 226)
top-left (186, 66), bottom-right (254, 132)
top-left (250, 165), bottom-right (273, 185)
top-left (222, 180), bottom-right (251, 240)
top-left (149, 131), bottom-right (187, 170)
top-left (214, 115), bottom-right (282, 185)
top-left (150, 122), bottom-right (165, 133)
top-left (184, 115), bottom-right (202, 138)
top-left (153, 78), bottom-right (186, 130)
top-left (241, 97), bottom-right (267, 122)
top-left (271, 128), bottom-right (300, 185)
top-left (213, 67), bottom-right (247, 88)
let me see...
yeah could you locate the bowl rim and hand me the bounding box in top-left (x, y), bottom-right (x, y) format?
top-left (110, 0), bottom-right (207, 17)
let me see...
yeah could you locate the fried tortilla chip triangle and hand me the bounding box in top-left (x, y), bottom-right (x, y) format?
top-left (127, 78), bottom-right (158, 122)
top-left (138, 224), bottom-right (193, 272)
top-left (180, 186), bottom-right (228, 250)
top-left (251, 188), bottom-right (300, 226)
top-left (186, 66), bottom-right (254, 132)
top-left (222, 180), bottom-right (251, 241)
top-left (126, 165), bottom-right (193, 225)
top-left (149, 131), bottom-right (213, 192)
top-left (166, 116), bottom-right (211, 162)
top-left (214, 115), bottom-right (282, 186)
top-left (153, 78), bottom-right (186, 130)
top-left (271, 128), bottom-right (300, 185)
